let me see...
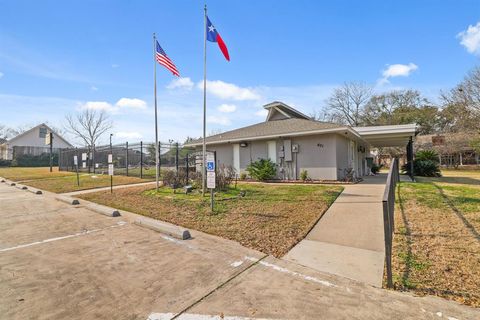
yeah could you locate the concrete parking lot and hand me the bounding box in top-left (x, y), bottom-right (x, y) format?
top-left (0, 181), bottom-right (479, 320)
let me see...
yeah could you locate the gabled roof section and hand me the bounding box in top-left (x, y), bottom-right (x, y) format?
top-left (264, 101), bottom-right (311, 121)
top-left (185, 118), bottom-right (349, 146)
top-left (8, 123), bottom-right (73, 147)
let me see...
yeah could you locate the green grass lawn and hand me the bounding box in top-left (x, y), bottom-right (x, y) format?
top-left (392, 169), bottom-right (480, 307)
top-left (0, 167), bottom-right (75, 181)
top-left (0, 166), bottom-right (153, 193)
top-left (78, 183), bottom-right (343, 257)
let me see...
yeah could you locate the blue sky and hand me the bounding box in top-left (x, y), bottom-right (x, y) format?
top-left (1, 0), bottom-right (479, 145)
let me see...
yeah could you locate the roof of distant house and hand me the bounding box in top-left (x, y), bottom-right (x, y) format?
top-left (7, 123), bottom-right (73, 147)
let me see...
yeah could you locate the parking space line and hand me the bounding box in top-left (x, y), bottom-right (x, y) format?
top-left (0, 221), bottom-right (127, 253)
top-left (244, 256), bottom-right (337, 288)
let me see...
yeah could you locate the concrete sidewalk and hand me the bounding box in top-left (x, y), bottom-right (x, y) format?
top-left (62, 181), bottom-right (157, 195)
top-left (284, 174), bottom-right (388, 287)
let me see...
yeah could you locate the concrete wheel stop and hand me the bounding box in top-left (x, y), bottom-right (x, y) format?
top-left (134, 216), bottom-right (191, 240)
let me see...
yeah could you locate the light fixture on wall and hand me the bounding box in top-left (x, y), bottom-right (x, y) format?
top-left (240, 142), bottom-right (248, 147)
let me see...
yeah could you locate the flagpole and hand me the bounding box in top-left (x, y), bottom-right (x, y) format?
top-left (153, 33), bottom-right (160, 192)
top-left (202, 4), bottom-right (207, 196)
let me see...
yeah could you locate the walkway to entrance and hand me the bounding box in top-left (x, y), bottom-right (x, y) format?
top-left (284, 174), bottom-right (388, 287)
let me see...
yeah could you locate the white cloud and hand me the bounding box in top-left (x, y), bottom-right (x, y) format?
top-left (0, 72), bottom-right (3, 79)
top-left (457, 21), bottom-right (480, 55)
top-left (80, 101), bottom-right (117, 112)
top-left (207, 115), bottom-right (231, 126)
top-left (116, 98), bottom-right (147, 109)
top-left (90, 86), bottom-right (98, 91)
top-left (217, 104), bottom-right (237, 113)
top-left (116, 131), bottom-right (142, 139)
top-left (167, 77), bottom-right (194, 90)
top-left (254, 109), bottom-right (268, 117)
top-left (198, 80), bottom-right (261, 101)
top-left (382, 63), bottom-right (418, 78)
top-left (378, 63), bottom-right (418, 85)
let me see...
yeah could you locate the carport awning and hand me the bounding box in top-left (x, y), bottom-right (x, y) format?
top-left (354, 124), bottom-right (417, 147)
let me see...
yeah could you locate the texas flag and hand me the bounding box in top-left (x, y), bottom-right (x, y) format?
top-left (206, 16), bottom-right (230, 61)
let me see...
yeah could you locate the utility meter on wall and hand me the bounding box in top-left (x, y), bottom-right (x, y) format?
top-left (292, 144), bottom-right (299, 153)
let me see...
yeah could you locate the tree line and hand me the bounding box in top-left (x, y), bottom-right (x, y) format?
top-left (315, 66), bottom-right (480, 136)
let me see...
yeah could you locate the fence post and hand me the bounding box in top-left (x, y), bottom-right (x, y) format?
top-left (158, 141), bottom-right (161, 177)
top-left (140, 141), bottom-right (143, 179)
top-left (126, 142), bottom-right (129, 176)
top-left (185, 154), bottom-right (189, 185)
top-left (175, 142), bottom-right (179, 176)
top-left (383, 200), bottom-right (393, 288)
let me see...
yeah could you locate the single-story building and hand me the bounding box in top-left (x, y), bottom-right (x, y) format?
top-left (0, 123), bottom-right (73, 160)
top-left (185, 101), bottom-right (417, 181)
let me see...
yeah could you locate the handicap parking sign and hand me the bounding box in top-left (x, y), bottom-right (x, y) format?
top-left (207, 161), bottom-right (215, 172)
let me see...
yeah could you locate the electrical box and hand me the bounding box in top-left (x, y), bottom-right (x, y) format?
top-left (278, 151), bottom-right (285, 158)
top-left (292, 144), bottom-right (299, 153)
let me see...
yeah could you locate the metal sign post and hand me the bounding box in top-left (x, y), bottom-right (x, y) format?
top-left (73, 154), bottom-right (80, 187)
top-left (108, 154), bottom-right (114, 193)
top-left (206, 152), bottom-right (216, 211)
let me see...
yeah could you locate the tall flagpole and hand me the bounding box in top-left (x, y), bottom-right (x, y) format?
top-left (153, 33), bottom-right (160, 192)
top-left (202, 4), bottom-right (207, 196)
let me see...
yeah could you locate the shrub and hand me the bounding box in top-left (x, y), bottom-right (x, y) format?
top-left (239, 172), bottom-right (247, 180)
top-left (0, 159), bottom-right (12, 167)
top-left (402, 150), bottom-right (441, 177)
top-left (370, 163), bottom-right (381, 174)
top-left (246, 158), bottom-right (276, 181)
top-left (415, 150), bottom-right (439, 163)
top-left (216, 164), bottom-right (236, 190)
top-left (12, 153), bottom-right (58, 167)
top-left (300, 169), bottom-right (308, 181)
top-left (413, 160), bottom-right (441, 177)
top-left (162, 169), bottom-right (185, 188)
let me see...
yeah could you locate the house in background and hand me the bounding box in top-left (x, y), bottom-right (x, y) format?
top-left (0, 123), bottom-right (73, 160)
top-left (186, 101), bottom-right (417, 181)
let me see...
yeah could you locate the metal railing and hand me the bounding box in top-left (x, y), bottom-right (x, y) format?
top-left (382, 157), bottom-right (400, 288)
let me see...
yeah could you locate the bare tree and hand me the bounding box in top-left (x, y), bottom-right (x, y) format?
top-left (326, 82), bottom-right (373, 126)
top-left (440, 66), bottom-right (480, 132)
top-left (0, 124), bottom-right (12, 140)
top-left (65, 109), bottom-right (113, 147)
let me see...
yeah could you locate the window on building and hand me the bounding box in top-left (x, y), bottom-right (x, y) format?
top-left (39, 127), bottom-right (47, 138)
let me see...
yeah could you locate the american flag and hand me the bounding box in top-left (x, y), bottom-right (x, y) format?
top-left (156, 41), bottom-right (180, 77)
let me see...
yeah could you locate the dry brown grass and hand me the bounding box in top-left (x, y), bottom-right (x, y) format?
top-left (392, 181), bottom-right (480, 307)
top-left (0, 167), bottom-right (74, 181)
top-left (23, 174), bottom-right (151, 193)
top-left (78, 183), bottom-right (342, 257)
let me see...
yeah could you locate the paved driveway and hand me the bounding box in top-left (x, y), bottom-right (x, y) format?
top-left (0, 181), bottom-right (478, 320)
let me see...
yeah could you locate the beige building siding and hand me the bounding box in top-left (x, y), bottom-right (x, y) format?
top-left (207, 133), bottom-right (353, 181)
top-left (335, 134), bottom-right (350, 180)
top-left (292, 134), bottom-right (338, 180)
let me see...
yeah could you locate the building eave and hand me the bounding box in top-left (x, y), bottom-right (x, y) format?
top-left (185, 126), bottom-right (364, 147)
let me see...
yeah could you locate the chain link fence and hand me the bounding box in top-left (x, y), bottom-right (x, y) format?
top-left (59, 141), bottom-right (201, 180)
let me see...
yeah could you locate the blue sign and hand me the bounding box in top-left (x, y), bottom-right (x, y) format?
top-left (207, 161), bottom-right (215, 172)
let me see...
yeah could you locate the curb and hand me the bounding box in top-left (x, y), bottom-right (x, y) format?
top-left (85, 203), bottom-right (121, 217)
top-left (134, 216), bottom-right (191, 240)
top-left (55, 195), bottom-right (81, 205)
